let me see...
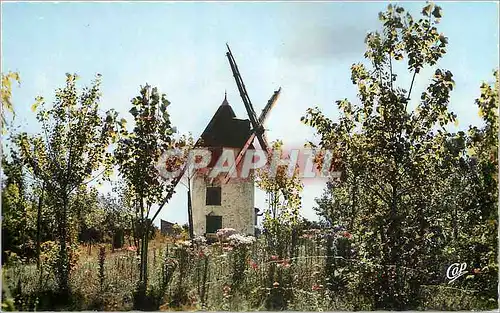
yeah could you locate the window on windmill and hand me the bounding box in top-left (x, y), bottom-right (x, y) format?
top-left (206, 215), bottom-right (222, 234)
top-left (206, 187), bottom-right (221, 205)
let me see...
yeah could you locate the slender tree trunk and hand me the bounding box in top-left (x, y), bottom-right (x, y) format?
top-left (139, 237), bottom-right (145, 281)
top-left (131, 218), bottom-right (138, 251)
top-left (139, 199), bottom-right (145, 283)
top-left (187, 186), bottom-right (194, 239)
top-left (36, 185), bottom-right (45, 269)
top-left (143, 227), bottom-right (149, 285)
top-left (138, 197), bottom-right (150, 294)
top-left (58, 193), bottom-right (70, 294)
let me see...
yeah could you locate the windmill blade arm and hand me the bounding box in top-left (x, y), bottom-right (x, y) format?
top-left (255, 130), bottom-right (270, 155)
top-left (226, 45), bottom-right (260, 130)
top-left (254, 87), bottom-right (281, 153)
top-left (259, 87), bottom-right (281, 124)
top-left (222, 125), bottom-right (270, 185)
top-left (151, 163), bottom-right (187, 221)
top-left (223, 132), bottom-right (256, 184)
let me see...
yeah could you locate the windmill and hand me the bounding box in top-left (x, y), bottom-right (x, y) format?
top-left (152, 44), bottom-right (281, 237)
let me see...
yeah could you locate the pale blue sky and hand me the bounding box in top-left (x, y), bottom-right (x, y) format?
top-left (2, 1), bottom-right (498, 226)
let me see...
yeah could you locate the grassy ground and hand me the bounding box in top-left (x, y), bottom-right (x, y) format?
top-left (2, 233), bottom-right (494, 311)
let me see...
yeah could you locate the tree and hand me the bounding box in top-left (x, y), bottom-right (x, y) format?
top-left (114, 84), bottom-right (178, 305)
top-left (455, 70), bottom-right (498, 303)
top-left (72, 185), bottom-right (104, 250)
top-left (302, 3), bottom-right (469, 309)
top-left (17, 73), bottom-right (121, 294)
top-left (256, 140), bottom-right (303, 258)
top-left (255, 140), bottom-right (303, 310)
top-left (98, 191), bottom-right (133, 250)
top-left (1, 150), bottom-right (30, 262)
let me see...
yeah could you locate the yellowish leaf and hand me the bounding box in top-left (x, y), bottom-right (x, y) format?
top-left (31, 96), bottom-right (44, 112)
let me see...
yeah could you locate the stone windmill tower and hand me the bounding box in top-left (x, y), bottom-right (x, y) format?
top-left (190, 94), bottom-right (256, 236)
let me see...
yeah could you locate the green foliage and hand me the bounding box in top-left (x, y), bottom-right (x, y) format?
top-left (257, 140), bottom-right (303, 257)
top-left (114, 84), bottom-right (179, 306)
top-left (16, 73), bottom-right (121, 293)
top-left (1, 151), bottom-right (39, 263)
top-left (1, 71), bottom-right (20, 131)
top-left (2, 233), bottom-right (496, 311)
top-left (1, 3), bottom-right (496, 311)
top-left (115, 84), bottom-right (176, 208)
top-left (302, 3), bottom-right (497, 310)
top-left (39, 241), bottom-right (80, 279)
top-left (255, 140), bottom-right (304, 309)
top-left (453, 70), bottom-right (499, 302)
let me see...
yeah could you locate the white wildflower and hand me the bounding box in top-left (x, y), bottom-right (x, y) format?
top-left (228, 234), bottom-right (256, 246)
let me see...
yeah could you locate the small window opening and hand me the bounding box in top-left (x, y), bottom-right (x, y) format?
top-left (206, 186), bottom-right (221, 205)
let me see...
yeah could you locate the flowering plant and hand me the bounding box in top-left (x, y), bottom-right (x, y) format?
top-left (216, 228), bottom-right (238, 241)
top-left (192, 235), bottom-right (207, 245)
top-left (228, 234), bottom-right (256, 247)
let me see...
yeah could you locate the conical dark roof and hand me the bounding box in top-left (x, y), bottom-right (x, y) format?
top-left (196, 95), bottom-right (253, 149)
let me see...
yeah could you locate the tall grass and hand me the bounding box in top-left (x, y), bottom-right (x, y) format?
top-left (2, 231), bottom-right (490, 311)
